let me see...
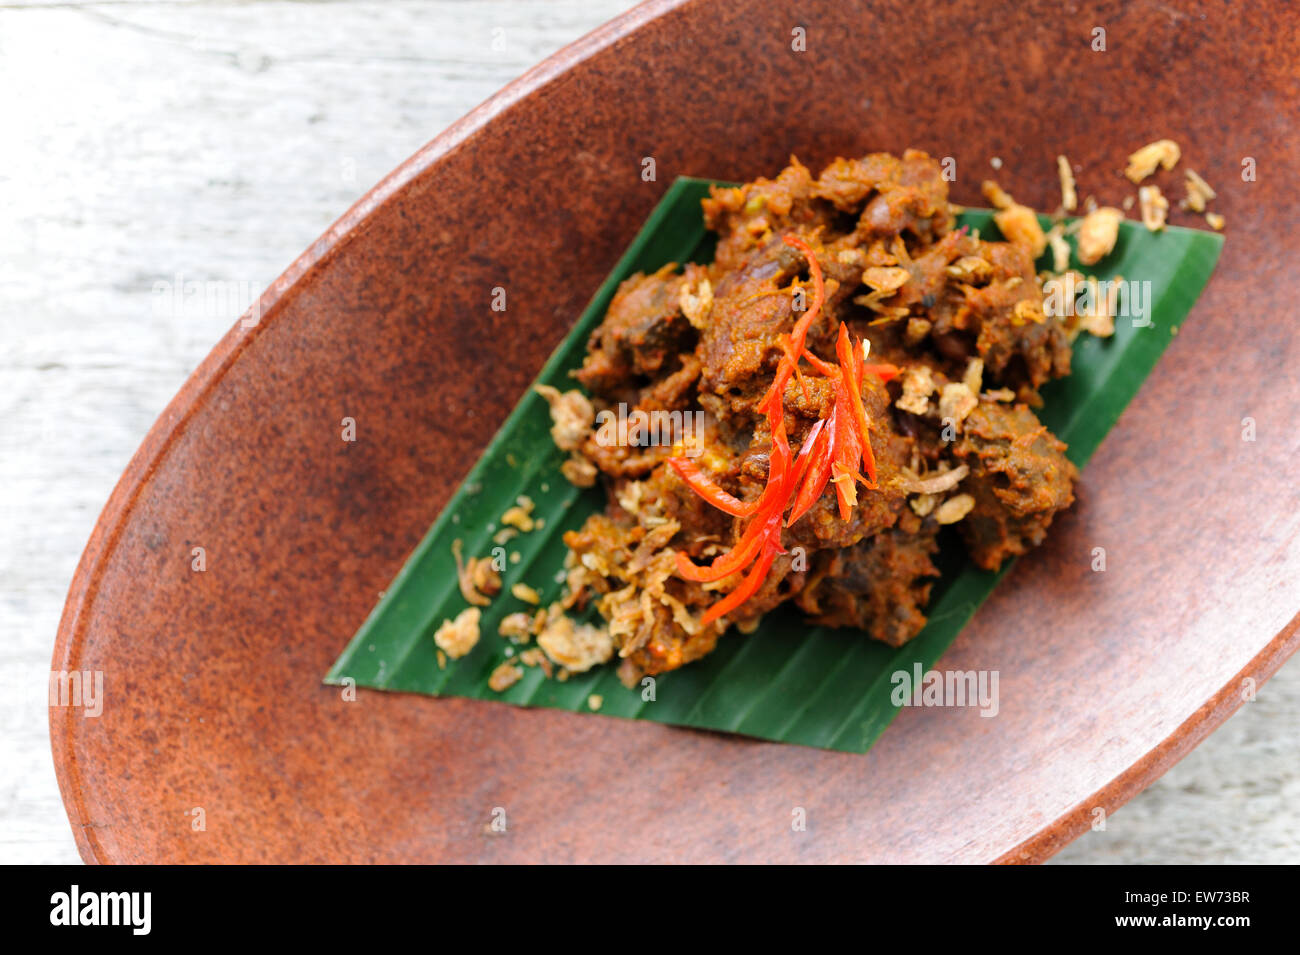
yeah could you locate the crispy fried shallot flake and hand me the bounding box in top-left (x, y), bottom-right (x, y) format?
top-left (511, 582), bottom-right (541, 605)
top-left (1125, 139), bottom-right (1181, 183)
top-left (983, 180), bottom-right (1047, 258)
top-left (679, 276), bottom-right (714, 329)
top-left (537, 609), bottom-right (615, 673)
top-left (560, 453), bottom-right (598, 487)
top-left (501, 495), bottom-right (536, 532)
top-left (499, 611), bottom-right (533, 641)
top-left (938, 382), bottom-right (978, 428)
top-left (1076, 277), bottom-right (1117, 338)
top-left (517, 647), bottom-right (552, 677)
top-left (1057, 155), bottom-right (1078, 211)
top-left (896, 365), bottom-right (936, 415)
top-left (433, 607), bottom-right (481, 660)
top-left (946, 256), bottom-right (993, 283)
top-left (1046, 223), bottom-right (1071, 273)
top-left (982, 180), bottom-right (1014, 210)
top-left (910, 493), bottom-right (938, 517)
top-left (900, 463), bottom-right (969, 495)
top-left (935, 493), bottom-right (976, 525)
top-left (534, 384), bottom-right (595, 452)
top-left (1076, 207), bottom-right (1124, 266)
top-left (488, 662), bottom-right (523, 692)
top-left (995, 204), bottom-right (1048, 259)
top-left (1012, 298), bottom-right (1046, 325)
top-left (1138, 185), bottom-right (1169, 232)
top-left (452, 539), bottom-right (499, 607)
top-left (1183, 169), bottom-right (1217, 213)
top-left (862, 266), bottom-right (911, 293)
top-left (616, 480), bottom-right (645, 516)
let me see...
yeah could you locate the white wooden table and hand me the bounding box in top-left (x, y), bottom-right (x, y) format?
top-left (1, 0), bottom-right (1296, 865)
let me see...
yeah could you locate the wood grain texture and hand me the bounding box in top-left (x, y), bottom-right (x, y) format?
top-left (5, 0), bottom-right (1298, 864)
top-left (0, 0), bottom-right (638, 864)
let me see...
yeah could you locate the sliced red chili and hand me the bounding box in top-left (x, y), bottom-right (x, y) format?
top-left (667, 456), bottom-right (759, 518)
top-left (802, 350), bottom-right (837, 378)
top-left (671, 234), bottom-right (887, 623)
top-left (830, 376), bottom-right (863, 520)
top-left (674, 411), bottom-right (792, 584)
top-left (836, 323), bottom-right (878, 485)
top-left (699, 537), bottom-right (782, 626)
top-left (862, 362), bottom-right (900, 383)
top-left (786, 407), bottom-right (836, 527)
top-left (786, 418), bottom-right (826, 497)
top-left (674, 516), bottom-right (768, 583)
top-left (757, 234), bottom-right (825, 415)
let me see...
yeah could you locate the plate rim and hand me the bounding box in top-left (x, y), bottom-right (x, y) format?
top-left (48, 0), bottom-right (1300, 864)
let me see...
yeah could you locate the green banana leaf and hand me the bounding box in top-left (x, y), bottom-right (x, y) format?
top-left (325, 176), bottom-right (1222, 753)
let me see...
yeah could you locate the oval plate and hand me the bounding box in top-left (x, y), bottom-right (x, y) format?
top-left (52, 0), bottom-right (1300, 863)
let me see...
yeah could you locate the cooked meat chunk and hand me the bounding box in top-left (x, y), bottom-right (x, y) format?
top-left (697, 236), bottom-right (814, 413)
top-left (796, 517), bottom-right (940, 646)
top-left (546, 150), bottom-right (1082, 682)
top-left (953, 401), bottom-right (1078, 570)
top-left (576, 263), bottom-right (700, 403)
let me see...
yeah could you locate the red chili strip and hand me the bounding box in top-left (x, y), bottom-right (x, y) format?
top-left (667, 457), bottom-right (759, 518)
top-left (699, 538), bottom-right (782, 626)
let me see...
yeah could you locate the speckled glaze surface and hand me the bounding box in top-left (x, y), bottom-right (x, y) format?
top-left (52, 0), bottom-right (1300, 863)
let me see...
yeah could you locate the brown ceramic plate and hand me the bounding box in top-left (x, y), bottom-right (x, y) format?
top-left (52, 0), bottom-right (1300, 863)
